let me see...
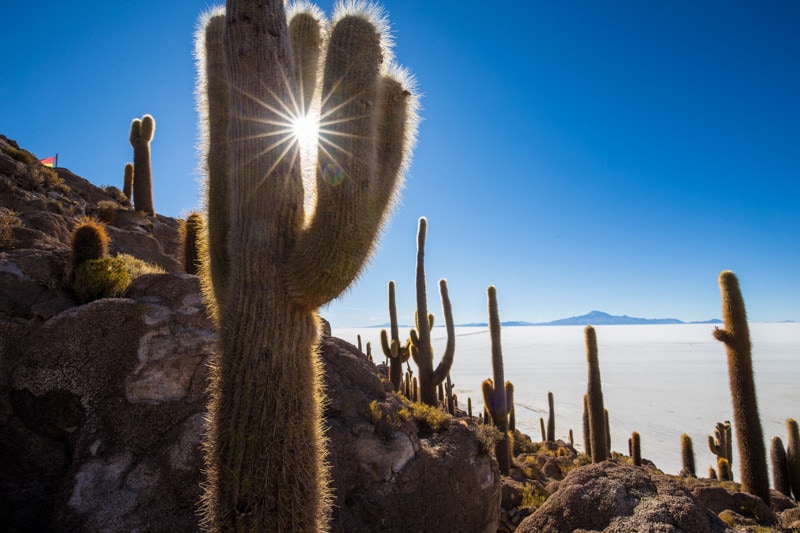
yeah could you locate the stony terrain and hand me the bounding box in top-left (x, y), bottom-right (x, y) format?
top-left (1, 133), bottom-right (797, 532)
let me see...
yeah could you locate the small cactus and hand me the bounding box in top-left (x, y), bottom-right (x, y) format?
top-left (718, 457), bottom-right (732, 482)
top-left (179, 211), bottom-right (203, 275)
top-left (546, 391), bottom-right (555, 442)
top-left (631, 431), bottom-right (641, 466)
top-left (787, 418), bottom-right (800, 500)
top-left (379, 280), bottom-right (411, 392)
top-left (707, 421), bottom-right (733, 479)
top-left (713, 271), bottom-right (770, 504)
top-left (122, 163), bottom-right (133, 205)
top-left (770, 435), bottom-right (791, 497)
top-left (680, 433), bottom-right (696, 477)
top-left (585, 326), bottom-right (608, 462)
top-left (582, 393), bottom-right (591, 457)
top-left (129, 114), bottom-right (156, 216)
top-left (71, 217), bottom-right (109, 269)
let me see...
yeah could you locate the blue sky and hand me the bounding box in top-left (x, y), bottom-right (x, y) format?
top-left (2, 1), bottom-right (798, 326)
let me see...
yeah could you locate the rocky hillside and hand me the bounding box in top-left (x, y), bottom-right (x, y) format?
top-left (1, 133), bottom-right (798, 532)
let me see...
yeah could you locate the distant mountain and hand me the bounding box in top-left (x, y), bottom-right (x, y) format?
top-left (454, 311), bottom-right (721, 327)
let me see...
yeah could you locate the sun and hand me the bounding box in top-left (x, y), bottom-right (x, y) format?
top-left (291, 111), bottom-right (320, 154)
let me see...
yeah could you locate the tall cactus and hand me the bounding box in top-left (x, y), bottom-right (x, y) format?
top-left (585, 325), bottom-right (608, 462)
top-left (195, 1), bottom-right (418, 530)
top-left (631, 431), bottom-right (642, 466)
top-left (713, 270), bottom-right (770, 504)
top-left (129, 114), bottom-right (156, 216)
top-left (409, 218), bottom-right (455, 406)
top-left (380, 280), bottom-right (411, 391)
top-left (482, 285), bottom-right (512, 475)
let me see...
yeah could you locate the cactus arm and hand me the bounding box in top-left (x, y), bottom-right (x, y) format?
top-left (196, 10), bottom-right (230, 320)
top-left (287, 17), bottom-right (414, 310)
top-left (431, 279), bottom-right (455, 385)
top-left (288, 7), bottom-right (323, 114)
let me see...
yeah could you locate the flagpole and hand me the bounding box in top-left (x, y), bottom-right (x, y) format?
top-left (55, 153), bottom-right (58, 168)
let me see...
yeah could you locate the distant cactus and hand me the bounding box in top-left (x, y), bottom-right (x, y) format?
top-left (707, 421), bottom-right (733, 478)
top-left (482, 285), bottom-right (512, 475)
top-left (409, 218), bottom-right (455, 406)
top-left (681, 433), bottom-right (696, 477)
top-left (568, 429), bottom-right (574, 447)
top-left (770, 435), bottom-right (791, 497)
top-left (71, 217), bottom-right (109, 269)
top-left (129, 114), bottom-right (156, 216)
top-left (546, 391), bottom-right (555, 442)
top-left (380, 280), bottom-right (411, 391)
top-left (357, 334), bottom-right (362, 352)
top-left (195, 1), bottom-right (419, 530)
top-left (631, 432), bottom-right (641, 466)
top-left (539, 418), bottom-right (546, 442)
top-left (122, 163), bottom-right (133, 204)
top-left (445, 374), bottom-right (455, 415)
top-left (709, 467), bottom-right (718, 480)
top-left (585, 326), bottom-right (608, 462)
top-left (467, 397), bottom-right (473, 419)
top-left (713, 271), bottom-right (770, 504)
top-left (179, 211), bottom-right (203, 275)
top-left (787, 418), bottom-right (800, 500)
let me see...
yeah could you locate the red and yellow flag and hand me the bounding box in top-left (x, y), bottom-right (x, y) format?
top-left (39, 156), bottom-right (56, 167)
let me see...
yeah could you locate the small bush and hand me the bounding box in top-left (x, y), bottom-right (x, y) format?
top-left (73, 257), bottom-right (131, 303)
top-left (519, 482), bottom-right (549, 509)
top-left (409, 402), bottom-right (451, 434)
top-left (0, 209), bottom-right (22, 249)
top-left (115, 253), bottom-right (165, 280)
top-left (103, 185), bottom-right (128, 204)
top-left (2, 144), bottom-right (36, 165)
top-left (97, 201), bottom-right (119, 224)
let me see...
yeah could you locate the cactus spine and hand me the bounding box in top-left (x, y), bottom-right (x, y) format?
top-left (409, 218), bottom-right (455, 406)
top-left (585, 325), bottom-right (608, 462)
top-left (681, 433), bottom-right (696, 477)
top-left (546, 391), bottom-right (555, 442)
top-left (195, 1), bottom-right (418, 529)
top-left (787, 418), bottom-right (800, 499)
top-left (482, 285), bottom-right (512, 475)
top-left (380, 280), bottom-right (411, 392)
top-left (713, 270), bottom-right (769, 504)
top-left (129, 114), bottom-right (156, 216)
top-left (122, 163), bottom-right (133, 204)
top-left (770, 436), bottom-right (791, 497)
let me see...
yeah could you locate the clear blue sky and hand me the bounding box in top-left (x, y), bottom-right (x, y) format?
top-left (3, 1), bottom-right (798, 326)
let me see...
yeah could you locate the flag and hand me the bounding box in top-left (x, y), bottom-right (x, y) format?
top-left (39, 156), bottom-right (56, 167)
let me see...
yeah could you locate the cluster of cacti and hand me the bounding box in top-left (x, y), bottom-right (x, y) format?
top-left (713, 270), bottom-right (770, 504)
top-left (680, 433), bottom-right (696, 477)
top-left (585, 325), bottom-right (608, 462)
top-left (194, 1), bottom-right (418, 529)
top-left (122, 163), bottom-right (133, 205)
top-left (481, 285), bottom-right (512, 475)
top-left (707, 421), bottom-right (733, 481)
top-left (380, 280), bottom-right (412, 391)
top-left (179, 211), bottom-right (203, 275)
top-left (408, 218), bottom-right (455, 406)
top-left (128, 114), bottom-right (156, 216)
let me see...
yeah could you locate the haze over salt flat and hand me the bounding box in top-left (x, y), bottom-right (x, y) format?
top-left (334, 322), bottom-right (800, 478)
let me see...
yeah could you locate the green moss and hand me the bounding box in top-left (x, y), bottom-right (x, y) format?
top-left (73, 257), bottom-right (131, 303)
top-left (472, 423), bottom-right (503, 456)
top-left (115, 253), bottom-right (166, 280)
top-left (409, 402), bottom-right (451, 433)
top-left (519, 482), bottom-right (549, 509)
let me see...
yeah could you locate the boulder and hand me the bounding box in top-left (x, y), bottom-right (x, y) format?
top-left (516, 461), bottom-right (732, 533)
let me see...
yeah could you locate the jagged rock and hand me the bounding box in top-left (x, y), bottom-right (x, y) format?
top-left (516, 461), bottom-right (732, 533)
